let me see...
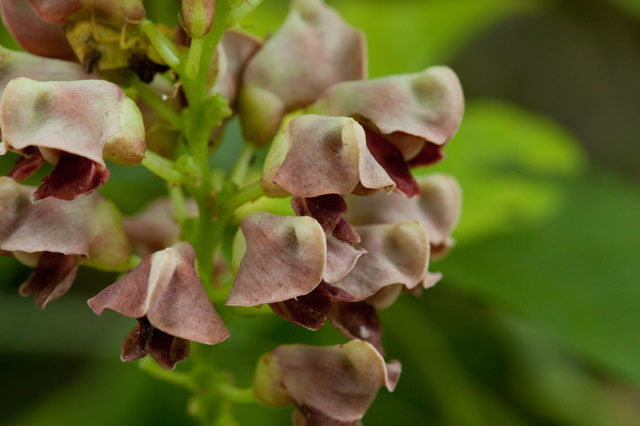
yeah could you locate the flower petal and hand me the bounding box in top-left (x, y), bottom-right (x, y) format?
top-left (266, 115), bottom-right (394, 198)
top-left (0, 0), bottom-right (75, 59)
top-left (147, 326), bottom-right (190, 371)
top-left (324, 236), bottom-right (365, 283)
top-left (29, 0), bottom-right (145, 23)
top-left (329, 302), bottom-right (384, 355)
top-left (227, 213), bottom-right (326, 306)
top-left (239, 0), bottom-right (366, 145)
top-left (345, 173), bottom-right (461, 258)
top-left (33, 153), bottom-right (110, 200)
top-left (254, 340), bottom-right (400, 425)
top-left (214, 29), bottom-right (261, 107)
top-left (323, 222), bottom-right (430, 301)
top-left (7, 150), bottom-right (45, 182)
top-left (1, 78), bottom-right (146, 169)
top-left (269, 287), bottom-right (331, 331)
top-left (88, 242), bottom-right (228, 345)
top-left (310, 66), bottom-right (464, 162)
top-left (120, 320), bottom-right (148, 363)
top-left (18, 252), bottom-right (80, 309)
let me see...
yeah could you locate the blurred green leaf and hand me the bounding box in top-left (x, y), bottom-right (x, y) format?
top-left (438, 169), bottom-right (640, 385)
top-left (424, 99), bottom-right (586, 243)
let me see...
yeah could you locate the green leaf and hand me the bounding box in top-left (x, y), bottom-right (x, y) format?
top-left (423, 99), bottom-right (586, 243)
top-left (438, 170), bottom-right (640, 385)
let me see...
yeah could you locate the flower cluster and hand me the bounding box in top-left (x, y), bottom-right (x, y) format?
top-left (0, 0), bottom-right (463, 424)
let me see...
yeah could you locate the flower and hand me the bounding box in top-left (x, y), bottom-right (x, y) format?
top-left (181, 0), bottom-right (215, 38)
top-left (0, 176), bottom-right (131, 308)
top-left (253, 340), bottom-right (401, 425)
top-left (0, 77), bottom-right (146, 200)
top-left (238, 0), bottom-right (366, 145)
top-left (88, 242), bottom-right (229, 370)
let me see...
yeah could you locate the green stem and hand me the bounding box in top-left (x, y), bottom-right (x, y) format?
top-left (140, 20), bottom-right (182, 70)
top-left (167, 182), bottom-right (188, 225)
top-left (142, 150), bottom-right (183, 182)
top-left (131, 76), bottom-right (181, 129)
top-left (217, 382), bottom-right (255, 404)
top-left (229, 143), bottom-right (255, 186)
top-left (185, 37), bottom-right (204, 79)
top-left (227, 181), bottom-right (264, 211)
top-left (139, 357), bottom-right (197, 391)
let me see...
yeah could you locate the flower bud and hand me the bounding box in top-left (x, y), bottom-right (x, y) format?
top-left (182, 0), bottom-right (215, 38)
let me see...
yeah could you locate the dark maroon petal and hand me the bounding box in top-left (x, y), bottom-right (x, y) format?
top-left (147, 327), bottom-right (191, 371)
top-left (120, 320), bottom-right (149, 363)
top-left (318, 281), bottom-right (356, 303)
top-left (329, 302), bottom-right (384, 355)
top-left (8, 152), bottom-right (45, 182)
top-left (18, 252), bottom-right (79, 309)
top-left (33, 153), bottom-right (110, 201)
top-left (269, 288), bottom-right (331, 331)
top-left (364, 128), bottom-right (420, 197)
top-left (407, 142), bottom-right (445, 167)
top-left (295, 405), bottom-right (352, 426)
top-left (291, 194), bottom-right (346, 234)
top-left (331, 219), bottom-right (361, 245)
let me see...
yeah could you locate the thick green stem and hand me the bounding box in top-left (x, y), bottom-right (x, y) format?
top-left (131, 76), bottom-right (181, 129)
top-left (217, 382), bottom-right (255, 404)
top-left (185, 37), bottom-right (204, 79)
top-left (142, 150), bottom-right (183, 182)
top-left (167, 182), bottom-right (188, 225)
top-left (139, 357), bottom-right (197, 391)
top-left (227, 181), bottom-right (264, 211)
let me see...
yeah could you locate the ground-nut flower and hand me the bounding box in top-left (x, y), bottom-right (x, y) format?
top-left (88, 242), bottom-right (229, 369)
top-left (346, 173), bottom-right (462, 259)
top-left (0, 176), bottom-right (130, 308)
top-left (182, 0), bottom-right (215, 38)
top-left (239, 0), bottom-right (366, 145)
top-left (253, 340), bottom-right (400, 425)
top-left (262, 115), bottom-right (395, 198)
top-left (310, 66), bottom-right (465, 168)
top-left (322, 222), bottom-right (430, 302)
top-left (0, 0), bottom-right (75, 59)
top-left (226, 212), bottom-right (365, 307)
top-left (27, 0), bottom-right (145, 24)
top-left (0, 78), bottom-right (145, 200)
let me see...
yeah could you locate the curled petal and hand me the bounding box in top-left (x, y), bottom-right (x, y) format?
top-left (346, 173), bottom-right (461, 258)
top-left (329, 302), bottom-right (384, 355)
top-left (120, 320), bottom-right (148, 363)
top-left (264, 115), bottom-right (394, 197)
top-left (227, 213), bottom-right (326, 306)
top-left (1, 78), bottom-right (145, 167)
top-left (324, 222), bottom-right (430, 301)
top-left (33, 153), bottom-right (110, 200)
top-left (239, 0), bottom-right (366, 145)
top-left (324, 236), bottom-right (365, 283)
top-left (215, 30), bottom-right (261, 107)
top-left (269, 287), bottom-right (331, 331)
top-left (291, 194), bottom-right (362, 245)
top-left (120, 318), bottom-right (190, 370)
top-left (88, 242), bottom-right (228, 345)
top-left (19, 252), bottom-right (80, 309)
top-left (310, 66), bottom-right (464, 162)
top-left (182, 0), bottom-right (215, 37)
top-left (0, 0), bottom-right (75, 59)
top-left (0, 46), bottom-right (92, 102)
top-left (7, 150), bottom-right (45, 182)
top-left (254, 340), bottom-right (400, 425)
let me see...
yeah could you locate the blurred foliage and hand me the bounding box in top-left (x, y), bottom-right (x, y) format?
top-left (1, 0), bottom-right (640, 425)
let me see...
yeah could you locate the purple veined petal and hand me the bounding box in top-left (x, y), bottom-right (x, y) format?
top-left (254, 340), bottom-right (400, 425)
top-left (182, 0), bottom-right (215, 37)
top-left (29, 0), bottom-right (145, 23)
top-left (265, 115), bottom-right (395, 198)
top-left (324, 222), bottom-right (430, 301)
top-left (88, 242), bottom-right (229, 345)
top-left (239, 0), bottom-right (366, 145)
top-left (0, 0), bottom-right (75, 59)
top-left (269, 287), bottom-right (331, 331)
top-left (7, 149), bottom-right (45, 182)
top-left (227, 212), bottom-right (327, 306)
top-left (120, 319), bottom-right (148, 363)
top-left (123, 197), bottom-right (198, 257)
top-left (310, 66), bottom-right (464, 163)
top-left (120, 317), bottom-right (190, 370)
top-left (18, 252), bottom-right (80, 309)
top-left (0, 46), bottom-right (92, 103)
top-left (329, 302), bottom-right (384, 355)
top-left (345, 173), bottom-right (462, 259)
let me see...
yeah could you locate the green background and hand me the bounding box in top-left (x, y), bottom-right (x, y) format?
top-left (1, 0), bottom-right (639, 424)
